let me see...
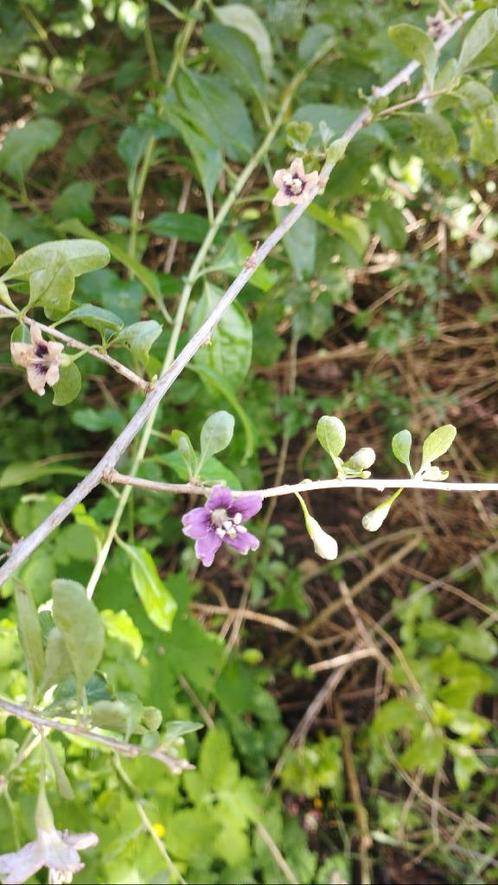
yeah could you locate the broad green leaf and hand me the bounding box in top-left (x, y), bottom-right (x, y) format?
top-left (449, 743), bottom-right (485, 791)
top-left (0, 460), bottom-right (84, 489)
top-left (6, 239), bottom-right (109, 282)
top-left (46, 742), bottom-right (74, 801)
top-left (280, 212), bottom-right (317, 280)
top-left (113, 320), bottom-right (162, 366)
top-left (368, 202), bottom-right (407, 251)
top-left (199, 411), bottom-right (235, 467)
top-left (190, 282), bottom-right (252, 390)
top-left (392, 429), bottom-right (413, 474)
top-left (39, 626), bottom-right (74, 692)
top-left (0, 282), bottom-right (16, 309)
top-left (372, 697), bottom-right (416, 735)
top-left (52, 363), bottom-right (82, 407)
top-left (400, 730), bottom-right (445, 775)
top-left (0, 117), bottom-right (62, 182)
top-left (176, 70), bottom-right (255, 163)
top-left (124, 544), bottom-right (178, 632)
top-left (59, 219), bottom-right (168, 314)
top-left (147, 211), bottom-right (209, 243)
top-left (316, 416), bottom-right (346, 458)
top-left (388, 24), bottom-right (436, 78)
top-left (307, 204), bottom-right (369, 257)
top-left (469, 105), bottom-right (498, 164)
top-left (101, 609), bottom-right (143, 660)
top-left (407, 112), bottom-right (458, 159)
top-left (59, 304), bottom-right (124, 337)
top-left (52, 579), bottom-right (105, 693)
top-left (52, 181), bottom-right (95, 224)
top-left (457, 9), bottom-right (498, 73)
top-left (213, 4), bottom-right (273, 77)
top-left (455, 79), bottom-right (495, 112)
top-left (4, 239), bottom-right (110, 316)
top-left (164, 103), bottom-right (223, 202)
top-left (0, 232), bottom-right (15, 269)
top-left (171, 430), bottom-right (198, 478)
top-left (202, 23), bottom-right (266, 97)
top-left (15, 582), bottom-right (45, 695)
top-left (421, 424), bottom-right (456, 466)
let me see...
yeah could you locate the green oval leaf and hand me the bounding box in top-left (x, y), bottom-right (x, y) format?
top-left (392, 429), bottom-right (413, 474)
top-left (52, 363), bottom-right (82, 407)
top-left (316, 416), bottom-right (346, 458)
top-left (52, 578), bottom-right (105, 694)
top-left (199, 411), bottom-right (235, 468)
top-left (15, 583), bottom-right (45, 696)
top-left (421, 424), bottom-right (457, 466)
top-left (123, 544), bottom-right (178, 633)
top-left (458, 9), bottom-right (498, 73)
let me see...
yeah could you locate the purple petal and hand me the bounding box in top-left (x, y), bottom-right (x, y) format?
top-left (231, 494), bottom-right (263, 521)
top-left (206, 486), bottom-right (234, 511)
top-left (0, 840), bottom-right (44, 884)
top-left (195, 532), bottom-right (223, 567)
top-left (225, 530), bottom-right (260, 556)
top-left (182, 507), bottom-right (211, 539)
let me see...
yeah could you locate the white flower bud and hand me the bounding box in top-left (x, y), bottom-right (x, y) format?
top-left (362, 500), bottom-right (392, 532)
top-left (347, 447), bottom-right (376, 470)
top-left (304, 514), bottom-right (339, 560)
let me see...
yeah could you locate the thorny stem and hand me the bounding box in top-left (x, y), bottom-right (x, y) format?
top-left (0, 304), bottom-right (150, 392)
top-left (109, 471), bottom-right (498, 497)
top-left (0, 12), bottom-right (474, 589)
top-left (0, 696), bottom-right (192, 774)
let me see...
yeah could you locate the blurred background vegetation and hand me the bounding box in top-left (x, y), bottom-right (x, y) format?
top-left (0, 1), bottom-right (497, 883)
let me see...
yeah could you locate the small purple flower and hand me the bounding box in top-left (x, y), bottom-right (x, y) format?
top-left (182, 486), bottom-right (263, 567)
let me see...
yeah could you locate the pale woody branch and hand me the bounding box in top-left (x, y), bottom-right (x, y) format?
top-left (0, 695), bottom-right (192, 774)
top-left (0, 10), bottom-right (474, 588)
top-left (109, 470), bottom-right (498, 497)
top-left (0, 304), bottom-right (150, 392)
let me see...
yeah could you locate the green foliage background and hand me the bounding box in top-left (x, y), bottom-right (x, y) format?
top-left (0, 1), bottom-right (497, 883)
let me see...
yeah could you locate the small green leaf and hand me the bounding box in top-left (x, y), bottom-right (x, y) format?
top-left (0, 232), bottom-right (15, 269)
top-left (421, 424), bottom-right (457, 466)
top-left (190, 282), bottom-right (253, 391)
top-left (407, 112), bottom-right (458, 159)
top-left (46, 742), bottom-right (74, 801)
top-left (39, 627), bottom-right (74, 692)
top-left (101, 609), bottom-right (143, 660)
top-left (457, 9), bottom-right (498, 73)
top-left (392, 429), bottom-right (413, 474)
top-left (0, 282), bottom-right (16, 309)
top-left (368, 202), bottom-right (408, 251)
top-left (203, 23), bottom-right (266, 98)
top-left (213, 3), bottom-right (273, 77)
top-left (316, 416), bottom-right (346, 458)
top-left (60, 304), bottom-right (124, 337)
top-left (0, 118), bottom-right (62, 182)
top-left (15, 583), bottom-right (45, 696)
top-left (199, 411), bottom-right (235, 468)
top-left (113, 320), bottom-right (162, 366)
top-left (449, 743), bottom-right (485, 791)
top-left (124, 544), bottom-right (178, 632)
top-left (91, 699), bottom-right (134, 735)
top-left (0, 460), bottom-right (84, 489)
top-left (147, 211), bottom-right (209, 243)
top-left (171, 430), bottom-right (198, 478)
top-left (52, 363), bottom-right (82, 407)
top-left (389, 24), bottom-right (437, 78)
top-left (52, 579), bottom-right (105, 694)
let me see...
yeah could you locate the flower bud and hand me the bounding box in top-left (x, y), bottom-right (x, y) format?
top-left (362, 500), bottom-right (392, 532)
top-left (347, 447), bottom-right (376, 470)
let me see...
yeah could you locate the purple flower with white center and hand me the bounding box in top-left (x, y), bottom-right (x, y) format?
top-left (182, 486), bottom-right (263, 567)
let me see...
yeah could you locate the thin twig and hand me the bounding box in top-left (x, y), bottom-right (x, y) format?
top-left (309, 647), bottom-right (378, 673)
top-left (0, 696), bottom-right (192, 774)
top-left (109, 470), bottom-right (498, 496)
top-left (0, 13), bottom-right (472, 588)
top-left (0, 305), bottom-right (149, 392)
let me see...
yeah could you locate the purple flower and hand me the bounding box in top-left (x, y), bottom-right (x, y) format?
top-left (182, 486), bottom-right (263, 567)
